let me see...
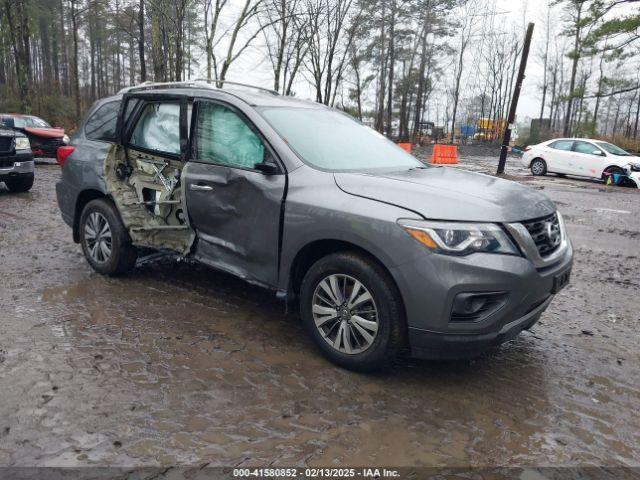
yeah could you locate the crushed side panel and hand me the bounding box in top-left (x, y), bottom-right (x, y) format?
top-left (104, 144), bottom-right (195, 254)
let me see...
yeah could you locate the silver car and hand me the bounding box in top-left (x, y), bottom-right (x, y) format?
top-left (55, 81), bottom-right (573, 371)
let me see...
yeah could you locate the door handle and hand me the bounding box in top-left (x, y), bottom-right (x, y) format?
top-left (189, 183), bottom-right (213, 192)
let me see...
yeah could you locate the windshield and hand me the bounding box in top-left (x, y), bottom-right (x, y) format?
top-left (595, 141), bottom-right (630, 156)
top-left (260, 107), bottom-right (423, 171)
top-left (12, 116), bottom-right (51, 128)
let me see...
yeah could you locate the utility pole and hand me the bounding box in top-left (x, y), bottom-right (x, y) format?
top-left (497, 22), bottom-right (534, 175)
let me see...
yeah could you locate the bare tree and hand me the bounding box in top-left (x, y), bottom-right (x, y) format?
top-left (538, 0), bottom-right (552, 121)
top-left (261, 0), bottom-right (309, 93)
top-left (449, 2), bottom-right (476, 142)
top-left (138, 0), bottom-right (146, 81)
top-left (305, 0), bottom-right (355, 105)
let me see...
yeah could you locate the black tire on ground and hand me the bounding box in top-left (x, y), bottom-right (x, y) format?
top-left (530, 158), bottom-right (547, 176)
top-left (299, 251), bottom-right (406, 372)
top-left (4, 174), bottom-right (34, 192)
top-left (79, 198), bottom-right (137, 276)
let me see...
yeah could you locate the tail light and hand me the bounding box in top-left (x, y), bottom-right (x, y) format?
top-left (524, 146), bottom-right (531, 152)
top-left (56, 145), bottom-right (75, 167)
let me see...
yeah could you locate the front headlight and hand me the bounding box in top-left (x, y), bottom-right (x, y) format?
top-left (398, 219), bottom-right (519, 256)
top-left (15, 137), bottom-right (30, 150)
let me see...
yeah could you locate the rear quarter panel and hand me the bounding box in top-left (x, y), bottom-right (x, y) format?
top-left (523, 144), bottom-right (548, 168)
top-left (56, 138), bottom-right (112, 224)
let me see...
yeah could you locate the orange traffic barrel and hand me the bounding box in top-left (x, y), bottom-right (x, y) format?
top-left (397, 142), bottom-right (412, 153)
top-left (431, 144), bottom-right (458, 164)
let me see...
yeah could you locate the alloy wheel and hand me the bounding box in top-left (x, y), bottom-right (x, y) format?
top-left (84, 212), bottom-right (112, 264)
top-left (532, 160), bottom-right (545, 175)
top-left (312, 274), bottom-right (379, 355)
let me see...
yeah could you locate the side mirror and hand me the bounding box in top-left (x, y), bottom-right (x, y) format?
top-left (592, 150), bottom-right (604, 156)
top-left (255, 162), bottom-right (279, 175)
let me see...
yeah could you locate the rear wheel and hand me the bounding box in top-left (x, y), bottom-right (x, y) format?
top-left (79, 198), bottom-right (137, 276)
top-left (299, 252), bottom-right (406, 372)
top-left (4, 174), bottom-right (34, 192)
top-left (530, 158), bottom-right (547, 176)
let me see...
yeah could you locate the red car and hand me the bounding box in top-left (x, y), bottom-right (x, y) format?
top-left (0, 114), bottom-right (69, 158)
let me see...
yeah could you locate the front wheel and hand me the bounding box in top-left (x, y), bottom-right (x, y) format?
top-left (79, 198), bottom-right (137, 276)
top-left (530, 158), bottom-right (547, 176)
top-left (299, 252), bottom-right (406, 372)
top-left (602, 166), bottom-right (625, 184)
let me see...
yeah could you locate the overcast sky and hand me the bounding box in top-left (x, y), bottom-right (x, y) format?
top-left (193, 0), bottom-right (635, 124)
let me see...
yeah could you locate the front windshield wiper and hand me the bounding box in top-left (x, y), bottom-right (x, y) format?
top-left (407, 165), bottom-right (429, 171)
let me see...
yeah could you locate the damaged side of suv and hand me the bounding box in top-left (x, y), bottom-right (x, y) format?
top-left (59, 87), bottom-right (287, 286)
top-left (104, 96), bottom-right (194, 255)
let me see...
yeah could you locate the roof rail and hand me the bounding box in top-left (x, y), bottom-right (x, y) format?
top-left (117, 81), bottom-right (216, 94)
top-left (118, 79), bottom-right (279, 96)
top-left (192, 78), bottom-right (279, 96)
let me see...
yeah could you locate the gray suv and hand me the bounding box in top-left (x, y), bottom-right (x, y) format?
top-left (55, 81), bottom-right (573, 371)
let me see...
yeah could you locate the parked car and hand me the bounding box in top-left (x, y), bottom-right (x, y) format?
top-left (521, 138), bottom-right (640, 185)
top-left (0, 114), bottom-right (69, 158)
top-left (55, 81), bottom-right (573, 371)
top-left (0, 124), bottom-right (34, 192)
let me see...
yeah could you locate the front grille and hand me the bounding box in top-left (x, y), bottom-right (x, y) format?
top-left (31, 136), bottom-right (63, 155)
top-left (0, 137), bottom-right (13, 152)
top-left (522, 213), bottom-right (562, 257)
top-left (0, 158), bottom-right (15, 168)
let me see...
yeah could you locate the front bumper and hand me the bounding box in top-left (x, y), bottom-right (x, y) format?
top-left (409, 295), bottom-right (552, 359)
top-left (0, 151), bottom-right (34, 180)
top-left (390, 239), bottom-right (573, 359)
top-left (29, 137), bottom-right (64, 158)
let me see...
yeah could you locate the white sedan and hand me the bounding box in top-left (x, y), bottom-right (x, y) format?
top-left (521, 138), bottom-right (640, 187)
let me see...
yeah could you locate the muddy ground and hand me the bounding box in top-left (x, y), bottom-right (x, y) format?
top-left (0, 154), bottom-right (639, 470)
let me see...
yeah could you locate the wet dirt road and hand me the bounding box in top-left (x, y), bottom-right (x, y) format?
top-left (0, 161), bottom-right (639, 469)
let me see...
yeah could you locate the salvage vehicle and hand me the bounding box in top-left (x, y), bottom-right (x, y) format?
top-left (0, 124), bottom-right (34, 192)
top-left (0, 113), bottom-right (69, 158)
top-left (521, 137), bottom-right (640, 182)
top-left (55, 81), bottom-right (573, 371)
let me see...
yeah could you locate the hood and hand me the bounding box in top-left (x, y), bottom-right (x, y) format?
top-left (0, 127), bottom-right (18, 137)
top-left (24, 127), bottom-right (65, 138)
top-left (612, 154), bottom-right (640, 161)
top-left (334, 167), bottom-right (556, 223)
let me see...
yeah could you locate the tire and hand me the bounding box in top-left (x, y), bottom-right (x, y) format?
top-left (299, 252), bottom-right (406, 372)
top-left (4, 174), bottom-right (34, 192)
top-left (530, 158), bottom-right (547, 176)
top-left (79, 198), bottom-right (137, 276)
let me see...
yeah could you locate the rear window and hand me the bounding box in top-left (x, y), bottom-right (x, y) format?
top-left (85, 101), bottom-right (121, 142)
